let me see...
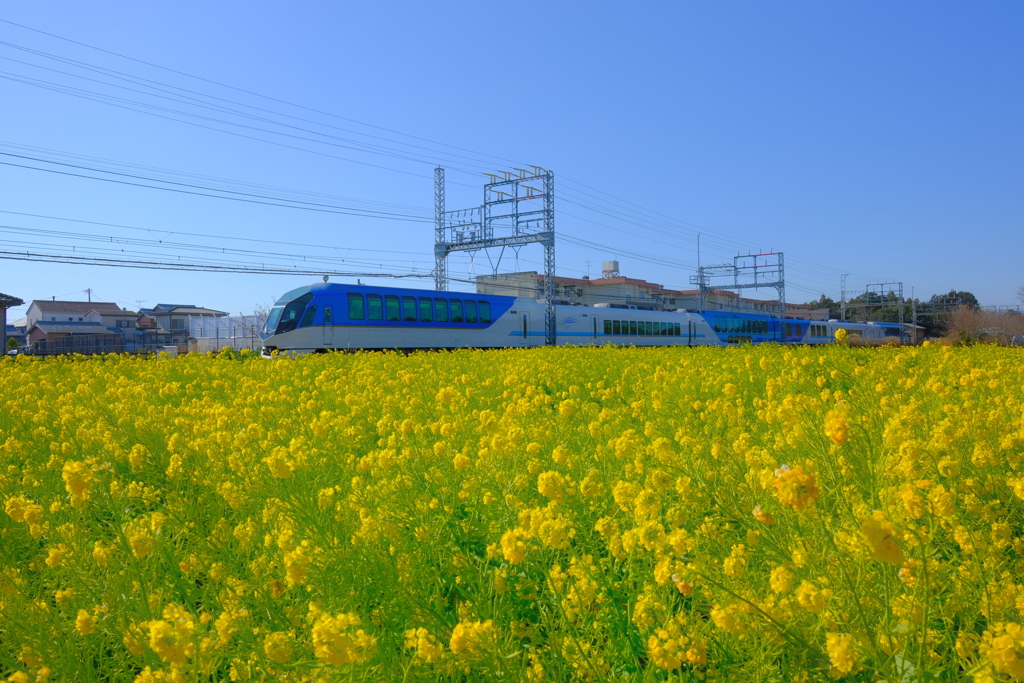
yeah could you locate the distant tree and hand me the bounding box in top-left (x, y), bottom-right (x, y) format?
top-left (807, 294), bottom-right (841, 319)
top-left (6, 337), bottom-right (17, 350)
top-left (873, 306), bottom-right (902, 323)
top-left (931, 289), bottom-right (979, 309)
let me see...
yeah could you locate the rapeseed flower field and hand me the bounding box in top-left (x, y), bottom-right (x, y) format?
top-left (1, 343), bottom-right (1023, 682)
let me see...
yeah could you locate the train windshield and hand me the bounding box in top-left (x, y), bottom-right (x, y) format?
top-left (274, 293), bottom-right (314, 335)
top-left (264, 286), bottom-right (312, 336)
top-left (264, 307), bottom-right (284, 335)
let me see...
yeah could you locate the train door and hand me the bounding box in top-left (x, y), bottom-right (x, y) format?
top-left (323, 307), bottom-right (334, 347)
top-left (593, 317), bottom-right (598, 341)
top-left (521, 312), bottom-right (531, 345)
top-left (688, 319), bottom-right (694, 346)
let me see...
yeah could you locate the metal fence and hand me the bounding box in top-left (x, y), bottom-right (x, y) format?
top-left (187, 315), bottom-right (263, 353)
top-left (32, 334), bottom-right (124, 356)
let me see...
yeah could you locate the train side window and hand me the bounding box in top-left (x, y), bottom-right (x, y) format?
top-left (662, 322), bottom-right (669, 335)
top-left (629, 321), bottom-right (637, 335)
top-left (451, 300), bottom-right (464, 323)
top-left (385, 295), bottom-right (400, 322)
top-left (638, 321), bottom-right (646, 336)
top-left (325, 307), bottom-right (332, 325)
top-left (465, 300), bottom-right (478, 323)
top-left (674, 323), bottom-right (680, 336)
top-left (434, 299), bottom-right (449, 322)
top-left (796, 324), bottom-right (803, 336)
top-left (604, 320), bottom-right (611, 335)
top-left (613, 320), bottom-right (621, 335)
top-left (347, 293), bottom-right (365, 320)
top-left (643, 322), bottom-right (650, 335)
top-left (785, 323), bottom-right (792, 336)
top-left (419, 298), bottom-right (433, 322)
top-left (478, 301), bottom-right (491, 324)
top-left (713, 319), bottom-right (720, 333)
top-left (402, 296), bottom-right (417, 322)
top-left (367, 294), bottom-right (383, 321)
top-left (299, 305), bottom-right (317, 328)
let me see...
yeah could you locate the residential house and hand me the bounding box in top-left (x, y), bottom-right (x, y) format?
top-left (25, 300), bottom-right (124, 328)
top-left (83, 307), bottom-right (138, 330)
top-left (139, 304), bottom-right (228, 344)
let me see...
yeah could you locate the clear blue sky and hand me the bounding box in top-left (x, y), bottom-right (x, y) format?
top-left (2, 1), bottom-right (1021, 321)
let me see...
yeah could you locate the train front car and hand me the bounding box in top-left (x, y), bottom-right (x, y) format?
top-left (261, 285), bottom-right (319, 355)
top-left (262, 282), bottom-right (533, 354)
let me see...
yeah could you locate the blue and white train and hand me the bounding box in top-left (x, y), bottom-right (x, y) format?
top-left (260, 282), bottom-right (901, 354)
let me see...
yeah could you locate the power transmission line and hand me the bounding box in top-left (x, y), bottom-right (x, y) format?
top-left (0, 209), bottom-right (430, 255)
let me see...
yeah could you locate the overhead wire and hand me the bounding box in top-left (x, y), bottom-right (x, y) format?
top-left (0, 209), bottom-right (431, 255)
top-left (0, 154), bottom-right (431, 222)
top-left (0, 141), bottom-right (432, 214)
top-left (0, 250), bottom-right (431, 278)
top-left (0, 222), bottom-right (435, 268)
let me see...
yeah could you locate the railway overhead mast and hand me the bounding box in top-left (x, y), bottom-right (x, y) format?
top-left (434, 166), bottom-right (556, 345)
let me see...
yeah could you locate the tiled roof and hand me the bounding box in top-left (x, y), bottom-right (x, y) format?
top-left (0, 292), bottom-right (24, 306)
top-left (30, 300), bottom-right (122, 314)
top-left (29, 321), bottom-right (121, 335)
